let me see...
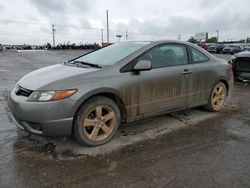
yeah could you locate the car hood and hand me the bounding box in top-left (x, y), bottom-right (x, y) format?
top-left (234, 51), bottom-right (250, 58)
top-left (18, 64), bottom-right (99, 90)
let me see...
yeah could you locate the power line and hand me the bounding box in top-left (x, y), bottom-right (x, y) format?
top-left (0, 19), bottom-right (104, 31)
top-left (0, 19), bottom-right (50, 26)
top-left (0, 32), bottom-right (101, 41)
top-left (0, 18), bottom-right (192, 38)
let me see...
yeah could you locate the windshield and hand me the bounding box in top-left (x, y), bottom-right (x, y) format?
top-left (228, 45), bottom-right (235, 47)
top-left (75, 42), bottom-right (149, 66)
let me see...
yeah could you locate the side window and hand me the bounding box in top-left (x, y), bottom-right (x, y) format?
top-left (191, 47), bottom-right (209, 63)
top-left (139, 44), bottom-right (188, 68)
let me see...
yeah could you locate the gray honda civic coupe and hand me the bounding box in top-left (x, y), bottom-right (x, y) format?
top-left (8, 40), bottom-right (234, 146)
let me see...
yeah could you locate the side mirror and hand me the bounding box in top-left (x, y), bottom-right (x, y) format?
top-left (133, 60), bottom-right (152, 71)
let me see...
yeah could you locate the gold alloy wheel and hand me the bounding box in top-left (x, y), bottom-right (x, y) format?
top-left (82, 105), bottom-right (116, 142)
top-left (211, 83), bottom-right (226, 111)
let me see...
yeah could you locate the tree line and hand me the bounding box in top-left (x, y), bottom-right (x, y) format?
top-left (45, 42), bottom-right (101, 50)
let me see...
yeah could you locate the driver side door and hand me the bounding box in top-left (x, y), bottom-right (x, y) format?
top-left (124, 43), bottom-right (190, 119)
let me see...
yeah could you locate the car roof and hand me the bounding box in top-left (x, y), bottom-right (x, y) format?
top-left (122, 40), bottom-right (216, 60)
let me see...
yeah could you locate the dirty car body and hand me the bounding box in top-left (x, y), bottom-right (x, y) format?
top-left (230, 51), bottom-right (250, 81)
top-left (8, 40), bottom-right (234, 139)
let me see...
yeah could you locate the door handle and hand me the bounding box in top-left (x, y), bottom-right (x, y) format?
top-left (182, 69), bottom-right (192, 75)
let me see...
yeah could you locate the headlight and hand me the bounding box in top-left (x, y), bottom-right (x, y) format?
top-left (231, 56), bottom-right (236, 62)
top-left (28, 89), bottom-right (77, 102)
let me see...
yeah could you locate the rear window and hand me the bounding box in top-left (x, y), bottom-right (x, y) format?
top-left (191, 47), bottom-right (209, 63)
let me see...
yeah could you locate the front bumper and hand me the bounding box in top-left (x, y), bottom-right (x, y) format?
top-left (7, 88), bottom-right (75, 136)
top-left (234, 72), bottom-right (250, 81)
top-left (223, 50), bottom-right (233, 54)
top-left (232, 60), bottom-right (250, 81)
top-left (208, 49), bottom-right (217, 53)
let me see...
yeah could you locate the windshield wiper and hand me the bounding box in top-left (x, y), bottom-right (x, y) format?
top-left (73, 61), bottom-right (102, 68)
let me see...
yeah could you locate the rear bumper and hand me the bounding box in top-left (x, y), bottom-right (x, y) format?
top-left (7, 88), bottom-right (75, 136)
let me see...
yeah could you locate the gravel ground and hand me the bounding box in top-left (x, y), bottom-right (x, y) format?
top-left (0, 51), bottom-right (249, 188)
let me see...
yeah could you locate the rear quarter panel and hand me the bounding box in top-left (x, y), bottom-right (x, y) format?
top-left (188, 59), bottom-right (231, 107)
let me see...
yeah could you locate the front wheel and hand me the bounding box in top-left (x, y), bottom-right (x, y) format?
top-left (73, 96), bottom-right (121, 146)
top-left (204, 82), bottom-right (227, 112)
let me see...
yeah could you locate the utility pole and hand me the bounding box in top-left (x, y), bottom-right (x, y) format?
top-left (126, 29), bottom-right (128, 41)
top-left (52, 24), bottom-right (56, 47)
top-left (106, 10), bottom-right (109, 43)
top-left (101, 29), bottom-right (104, 43)
top-left (216, 29), bottom-right (219, 42)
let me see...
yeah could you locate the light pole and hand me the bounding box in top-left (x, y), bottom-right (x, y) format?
top-left (106, 10), bottom-right (109, 43)
top-left (116, 34), bottom-right (122, 43)
top-left (216, 29), bottom-right (219, 42)
top-left (52, 24), bottom-right (56, 47)
top-left (101, 29), bottom-right (104, 43)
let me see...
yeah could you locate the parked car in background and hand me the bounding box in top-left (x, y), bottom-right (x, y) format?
top-left (243, 46), bottom-right (250, 51)
top-left (217, 44), bottom-right (225, 53)
top-left (207, 44), bottom-right (217, 53)
top-left (223, 44), bottom-right (242, 54)
top-left (230, 51), bottom-right (250, 81)
top-left (207, 44), bottom-right (225, 54)
top-left (198, 43), bottom-right (209, 50)
top-left (8, 40), bottom-right (234, 146)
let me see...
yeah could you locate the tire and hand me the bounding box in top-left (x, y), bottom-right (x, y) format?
top-left (73, 96), bottom-right (121, 146)
top-left (204, 82), bottom-right (227, 112)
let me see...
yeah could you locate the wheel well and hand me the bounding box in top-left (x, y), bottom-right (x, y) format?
top-left (219, 79), bottom-right (229, 95)
top-left (76, 92), bottom-right (127, 123)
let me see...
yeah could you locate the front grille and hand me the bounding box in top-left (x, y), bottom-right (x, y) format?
top-left (237, 60), bottom-right (250, 69)
top-left (209, 47), bottom-right (215, 50)
top-left (15, 86), bottom-right (33, 97)
top-left (238, 61), bottom-right (250, 70)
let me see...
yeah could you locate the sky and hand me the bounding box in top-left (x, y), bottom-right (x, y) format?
top-left (0, 0), bottom-right (250, 45)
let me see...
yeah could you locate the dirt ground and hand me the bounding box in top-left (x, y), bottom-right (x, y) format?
top-left (0, 51), bottom-right (249, 188)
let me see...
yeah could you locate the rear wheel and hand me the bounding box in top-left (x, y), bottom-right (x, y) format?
top-left (73, 96), bottom-right (120, 146)
top-left (204, 82), bottom-right (227, 112)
